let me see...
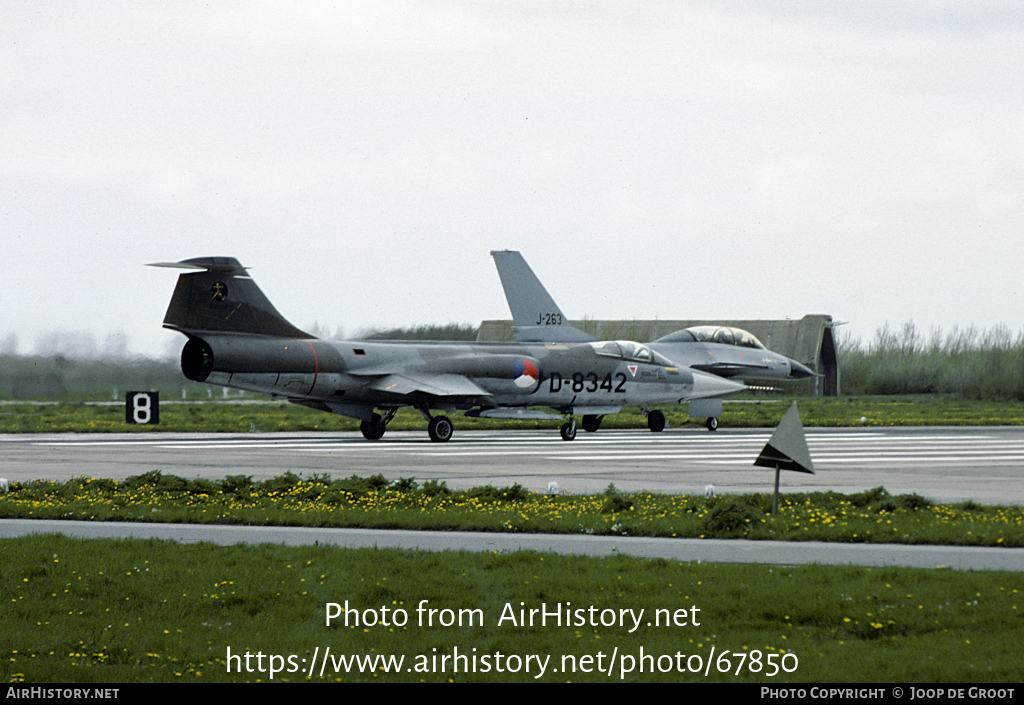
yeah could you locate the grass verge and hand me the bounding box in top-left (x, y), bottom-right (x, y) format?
top-left (2, 535), bottom-right (1020, 683)
top-left (2, 395), bottom-right (1024, 433)
top-left (2, 473), bottom-right (1022, 547)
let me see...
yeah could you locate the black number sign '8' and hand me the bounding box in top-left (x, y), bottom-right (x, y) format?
top-left (126, 391), bottom-right (159, 425)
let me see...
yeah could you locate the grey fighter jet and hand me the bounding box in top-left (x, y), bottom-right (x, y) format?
top-left (152, 257), bottom-right (746, 441)
top-left (490, 250), bottom-right (814, 432)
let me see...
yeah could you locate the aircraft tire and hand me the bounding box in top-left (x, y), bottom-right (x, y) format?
top-left (428, 415), bottom-right (454, 443)
top-left (706, 417), bottom-right (719, 432)
top-left (582, 415), bottom-right (603, 433)
top-left (559, 422), bottom-right (577, 441)
top-left (647, 410), bottom-right (666, 433)
top-left (360, 413), bottom-right (386, 440)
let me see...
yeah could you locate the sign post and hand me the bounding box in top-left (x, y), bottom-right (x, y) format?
top-left (754, 402), bottom-right (814, 515)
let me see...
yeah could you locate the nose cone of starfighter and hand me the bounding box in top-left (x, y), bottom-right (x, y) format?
top-left (689, 369), bottom-right (747, 399)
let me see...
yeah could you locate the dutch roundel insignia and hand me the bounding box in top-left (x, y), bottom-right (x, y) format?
top-left (512, 359), bottom-right (540, 388)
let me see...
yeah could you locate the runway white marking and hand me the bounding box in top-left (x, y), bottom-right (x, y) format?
top-left (23, 429), bottom-right (1024, 469)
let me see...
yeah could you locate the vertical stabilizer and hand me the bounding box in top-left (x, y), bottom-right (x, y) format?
top-left (490, 250), bottom-right (597, 343)
top-left (150, 257), bottom-right (310, 338)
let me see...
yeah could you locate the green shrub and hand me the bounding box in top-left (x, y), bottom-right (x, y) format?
top-left (850, 486), bottom-right (889, 508)
top-left (123, 470), bottom-right (164, 489)
top-left (421, 479), bottom-right (451, 497)
top-left (467, 483), bottom-right (531, 503)
top-left (897, 493), bottom-right (932, 511)
top-left (220, 474), bottom-right (253, 495)
top-left (601, 484), bottom-right (634, 513)
top-left (703, 497), bottom-right (764, 537)
top-left (258, 471), bottom-right (303, 494)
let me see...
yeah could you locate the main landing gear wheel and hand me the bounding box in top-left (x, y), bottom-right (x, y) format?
top-left (581, 415), bottom-right (603, 433)
top-left (360, 413), bottom-right (386, 440)
top-left (647, 410), bottom-right (666, 433)
top-left (706, 417), bottom-right (719, 432)
top-left (560, 421), bottom-right (577, 441)
top-left (428, 415), bottom-right (454, 443)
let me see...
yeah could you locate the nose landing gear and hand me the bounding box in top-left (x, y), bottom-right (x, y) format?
top-left (560, 417), bottom-right (577, 441)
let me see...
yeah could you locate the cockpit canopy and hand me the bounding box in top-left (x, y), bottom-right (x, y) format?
top-left (589, 340), bottom-right (676, 367)
top-left (654, 326), bottom-right (767, 350)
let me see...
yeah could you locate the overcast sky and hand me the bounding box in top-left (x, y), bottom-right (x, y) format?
top-left (3, 2), bottom-right (1023, 358)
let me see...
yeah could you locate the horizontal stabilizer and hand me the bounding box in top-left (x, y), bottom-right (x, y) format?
top-left (148, 261), bottom-right (211, 271)
top-left (148, 257), bottom-right (250, 274)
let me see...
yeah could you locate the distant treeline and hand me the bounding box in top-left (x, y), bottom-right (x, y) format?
top-left (838, 322), bottom-right (1024, 400)
top-left (0, 323), bottom-right (482, 401)
top-left (0, 354), bottom-right (208, 401)
top-left (3, 321), bottom-right (1023, 401)
top-left (358, 323), bottom-right (480, 341)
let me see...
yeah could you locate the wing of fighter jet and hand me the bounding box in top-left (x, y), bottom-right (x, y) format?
top-left (367, 372), bottom-right (490, 398)
top-left (152, 257), bottom-right (745, 442)
top-left (490, 250), bottom-right (813, 431)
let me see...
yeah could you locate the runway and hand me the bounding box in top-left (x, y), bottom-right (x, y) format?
top-left (3, 427), bottom-right (1022, 571)
top-left (2, 426), bottom-right (1023, 505)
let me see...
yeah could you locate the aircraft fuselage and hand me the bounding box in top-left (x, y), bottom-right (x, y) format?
top-left (182, 333), bottom-right (702, 420)
top-left (649, 341), bottom-right (812, 381)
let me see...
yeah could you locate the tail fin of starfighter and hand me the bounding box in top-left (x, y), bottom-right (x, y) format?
top-left (490, 250), bottom-right (598, 343)
top-left (150, 256), bottom-right (310, 338)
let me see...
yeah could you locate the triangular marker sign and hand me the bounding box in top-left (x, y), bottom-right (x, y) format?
top-left (756, 402), bottom-right (815, 516)
top-left (754, 402), bottom-right (814, 474)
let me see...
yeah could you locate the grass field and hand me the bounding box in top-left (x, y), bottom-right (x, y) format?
top-left (3, 396), bottom-right (1022, 684)
top-left (3, 395), bottom-right (1024, 434)
top-left (2, 535), bottom-right (1020, 683)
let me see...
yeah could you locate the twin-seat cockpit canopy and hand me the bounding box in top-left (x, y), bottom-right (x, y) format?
top-left (654, 326), bottom-right (767, 350)
top-left (589, 340), bottom-right (675, 367)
